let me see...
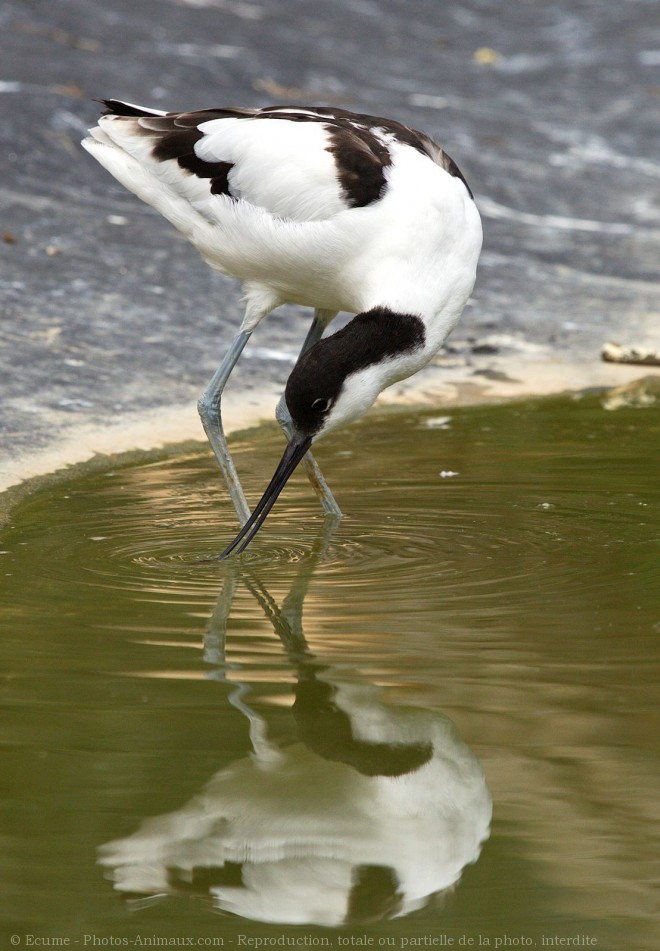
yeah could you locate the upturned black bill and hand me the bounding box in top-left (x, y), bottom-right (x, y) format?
top-left (219, 435), bottom-right (313, 559)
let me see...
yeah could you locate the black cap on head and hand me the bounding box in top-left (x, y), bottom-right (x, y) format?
top-left (285, 307), bottom-right (426, 436)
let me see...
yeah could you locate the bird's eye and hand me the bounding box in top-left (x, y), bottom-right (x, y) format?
top-left (312, 397), bottom-right (331, 413)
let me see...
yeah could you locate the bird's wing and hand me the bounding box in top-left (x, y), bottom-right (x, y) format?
top-left (87, 101), bottom-right (468, 225)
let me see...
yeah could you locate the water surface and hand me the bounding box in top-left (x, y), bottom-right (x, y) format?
top-left (1, 391), bottom-right (658, 949)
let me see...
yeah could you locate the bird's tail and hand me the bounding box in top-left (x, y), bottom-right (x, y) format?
top-left (82, 100), bottom-right (212, 243)
top-left (82, 133), bottom-right (207, 244)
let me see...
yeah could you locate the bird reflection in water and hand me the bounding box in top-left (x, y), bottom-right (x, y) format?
top-left (99, 530), bottom-right (491, 925)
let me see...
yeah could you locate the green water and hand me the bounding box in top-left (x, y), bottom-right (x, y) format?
top-left (1, 391), bottom-right (658, 950)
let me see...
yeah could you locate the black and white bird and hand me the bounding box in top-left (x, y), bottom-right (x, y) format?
top-left (83, 101), bottom-right (482, 556)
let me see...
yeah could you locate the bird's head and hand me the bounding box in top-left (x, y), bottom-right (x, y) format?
top-left (283, 339), bottom-right (383, 442)
top-left (219, 308), bottom-right (425, 558)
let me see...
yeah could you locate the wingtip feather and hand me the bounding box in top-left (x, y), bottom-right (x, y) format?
top-left (94, 98), bottom-right (168, 118)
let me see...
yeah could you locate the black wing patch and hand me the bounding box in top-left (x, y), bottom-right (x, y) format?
top-left (325, 123), bottom-right (391, 207)
top-left (151, 128), bottom-right (235, 196)
top-left (98, 100), bottom-right (473, 206)
top-left (252, 106), bottom-right (393, 207)
top-left (255, 106), bottom-right (473, 199)
top-left (99, 102), bottom-right (240, 197)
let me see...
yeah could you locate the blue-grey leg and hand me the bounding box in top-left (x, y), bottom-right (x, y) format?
top-left (275, 310), bottom-right (343, 517)
top-left (197, 330), bottom-right (252, 526)
top-left (279, 515), bottom-right (338, 645)
top-left (204, 566), bottom-right (283, 765)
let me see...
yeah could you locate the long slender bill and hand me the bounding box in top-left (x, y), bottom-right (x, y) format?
top-left (219, 435), bottom-right (313, 559)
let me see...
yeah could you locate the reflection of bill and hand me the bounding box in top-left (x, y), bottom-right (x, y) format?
top-left (99, 538), bottom-right (491, 926)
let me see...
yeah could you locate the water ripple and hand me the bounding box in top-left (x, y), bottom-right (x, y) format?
top-left (4, 398), bottom-right (658, 626)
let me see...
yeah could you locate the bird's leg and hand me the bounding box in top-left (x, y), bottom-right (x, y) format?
top-left (279, 515), bottom-right (338, 644)
top-left (197, 330), bottom-right (252, 526)
top-left (204, 568), bottom-right (282, 766)
top-left (241, 519), bottom-right (336, 662)
top-left (275, 310), bottom-right (343, 518)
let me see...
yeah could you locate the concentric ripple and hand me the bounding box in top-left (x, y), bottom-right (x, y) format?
top-left (2, 395), bottom-right (658, 633)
